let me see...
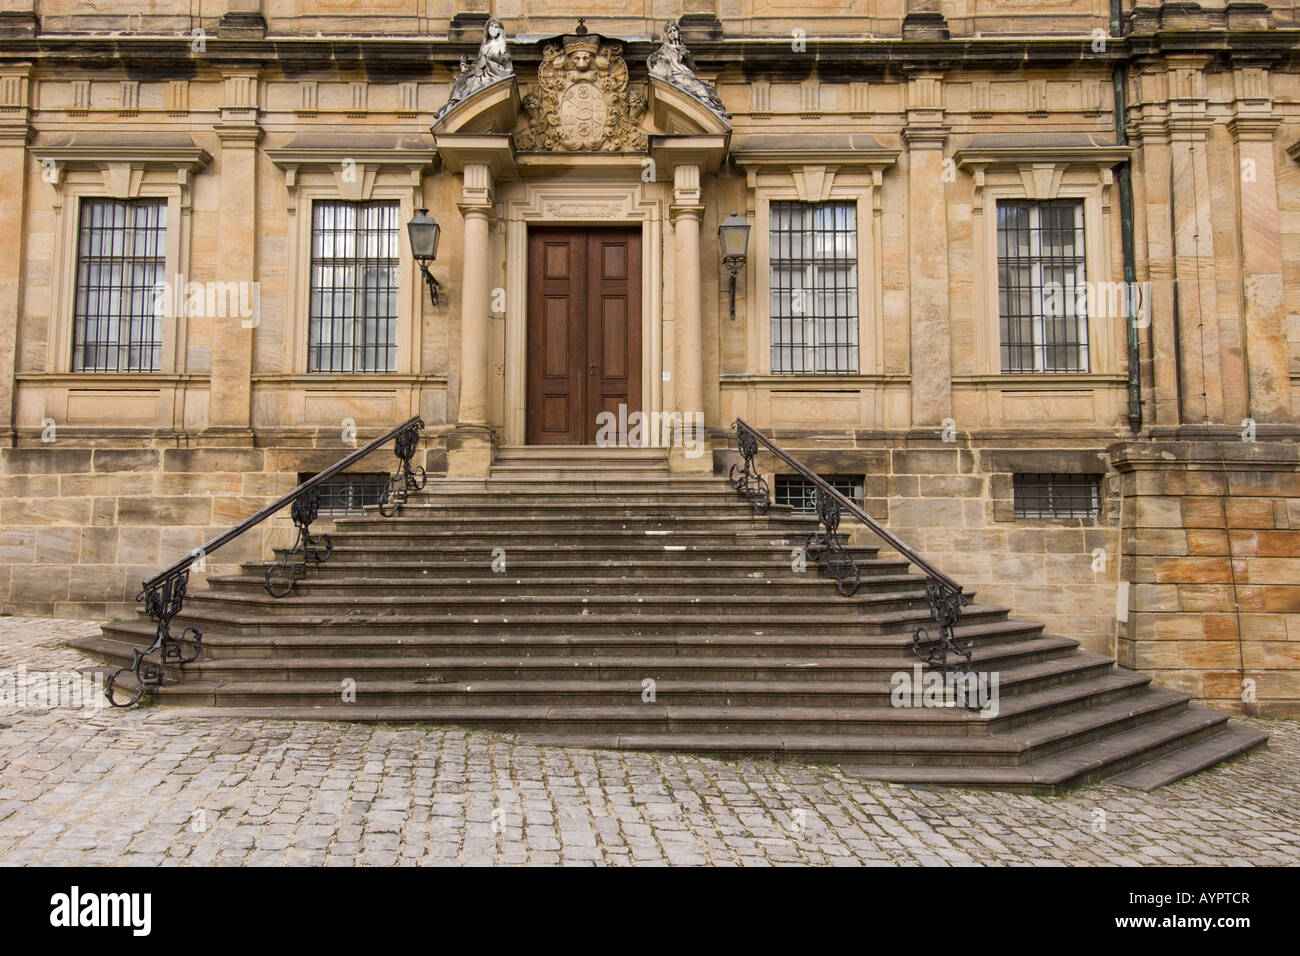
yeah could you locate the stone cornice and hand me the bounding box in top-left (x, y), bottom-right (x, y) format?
top-left (266, 146), bottom-right (436, 170)
top-left (954, 145), bottom-right (1133, 169)
top-left (29, 142), bottom-right (212, 169)
top-left (730, 147), bottom-right (900, 170)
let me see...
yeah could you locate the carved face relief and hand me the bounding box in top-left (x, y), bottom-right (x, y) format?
top-left (516, 35), bottom-right (649, 153)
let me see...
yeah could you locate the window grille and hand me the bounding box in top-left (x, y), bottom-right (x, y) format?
top-left (72, 198), bottom-right (167, 372)
top-left (308, 200), bottom-right (400, 373)
top-left (1013, 473), bottom-right (1101, 519)
top-left (769, 201), bottom-right (859, 374)
top-left (774, 474), bottom-right (865, 515)
top-left (299, 472), bottom-right (389, 515)
top-left (997, 199), bottom-right (1088, 373)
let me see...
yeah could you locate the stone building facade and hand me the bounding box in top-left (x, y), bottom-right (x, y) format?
top-left (0, 0), bottom-right (1297, 716)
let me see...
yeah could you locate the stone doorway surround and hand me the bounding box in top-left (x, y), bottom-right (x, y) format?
top-left (503, 175), bottom-right (664, 448)
top-left (431, 24), bottom-right (732, 475)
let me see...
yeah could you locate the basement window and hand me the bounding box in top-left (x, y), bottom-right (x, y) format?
top-left (298, 472), bottom-right (389, 515)
top-left (1013, 473), bottom-right (1100, 519)
top-left (774, 475), bottom-right (864, 515)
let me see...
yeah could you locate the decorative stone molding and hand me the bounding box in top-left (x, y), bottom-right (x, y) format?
top-left (647, 19), bottom-right (728, 120)
top-left (517, 30), bottom-right (647, 153)
top-left (955, 143), bottom-right (1133, 208)
top-left (31, 142), bottom-right (213, 211)
top-left (432, 16), bottom-right (513, 125)
top-left (267, 146), bottom-right (437, 215)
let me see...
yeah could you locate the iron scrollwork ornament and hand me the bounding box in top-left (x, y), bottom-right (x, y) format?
top-left (106, 569), bottom-right (203, 707)
top-left (264, 486), bottom-right (335, 598)
top-left (378, 419), bottom-right (427, 517)
top-left (804, 488), bottom-right (861, 597)
top-left (911, 578), bottom-right (975, 680)
top-left (729, 424), bottom-right (770, 514)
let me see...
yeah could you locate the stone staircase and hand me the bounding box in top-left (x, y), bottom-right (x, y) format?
top-left (72, 447), bottom-right (1267, 794)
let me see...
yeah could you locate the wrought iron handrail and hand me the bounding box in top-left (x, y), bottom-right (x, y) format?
top-left (729, 418), bottom-right (974, 678)
top-left (106, 415), bottom-right (426, 707)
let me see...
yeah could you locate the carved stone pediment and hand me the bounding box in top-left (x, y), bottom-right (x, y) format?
top-left (517, 30), bottom-right (648, 153)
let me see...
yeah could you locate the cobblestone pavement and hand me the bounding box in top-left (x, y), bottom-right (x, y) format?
top-left (1, 616), bottom-right (1298, 866)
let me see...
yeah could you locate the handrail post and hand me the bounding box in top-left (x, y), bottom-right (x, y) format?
top-left (265, 485), bottom-right (335, 597)
top-left (727, 423), bottom-right (770, 513)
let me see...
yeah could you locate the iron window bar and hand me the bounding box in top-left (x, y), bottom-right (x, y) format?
top-left (72, 198), bottom-right (166, 373)
top-left (1013, 473), bottom-right (1101, 519)
top-left (300, 472), bottom-right (390, 516)
top-left (769, 200), bottom-right (859, 375)
top-left (730, 418), bottom-right (974, 679)
top-left (308, 200), bottom-right (400, 374)
top-left (775, 474), bottom-right (864, 515)
top-left (996, 199), bottom-right (1088, 374)
top-left (105, 415), bottom-right (426, 707)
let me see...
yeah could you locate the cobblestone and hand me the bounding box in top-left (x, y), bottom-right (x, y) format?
top-left (1, 616), bottom-right (1298, 866)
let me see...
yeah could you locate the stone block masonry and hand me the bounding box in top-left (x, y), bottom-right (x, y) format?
top-left (1114, 441), bottom-right (1300, 718)
top-left (750, 438), bottom-right (1122, 659)
top-left (0, 441), bottom-right (447, 619)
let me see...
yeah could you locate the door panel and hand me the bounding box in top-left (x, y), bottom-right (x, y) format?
top-left (527, 227), bottom-right (641, 445)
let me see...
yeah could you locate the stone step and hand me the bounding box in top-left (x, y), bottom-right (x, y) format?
top-left (207, 572), bottom-right (924, 597)
top-left (132, 602), bottom-right (1014, 639)
top-left (139, 668), bottom-right (1144, 732)
top-left (381, 502), bottom-right (795, 519)
top-left (330, 514), bottom-right (818, 532)
top-left (494, 445), bottom-right (669, 459)
top-left (226, 558), bottom-right (906, 580)
top-left (316, 543), bottom-right (882, 564)
top-left (88, 615), bottom-right (1041, 661)
top-left (319, 529), bottom-right (824, 548)
top-left (183, 587), bottom-right (932, 618)
top-left (82, 462), bottom-right (1266, 793)
top-left (1105, 723), bottom-right (1270, 790)
top-left (163, 636), bottom-right (1086, 684)
top-left (115, 682), bottom-right (1190, 779)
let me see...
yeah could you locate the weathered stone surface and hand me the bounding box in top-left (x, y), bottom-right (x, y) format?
top-left (2, 616), bottom-right (1298, 868)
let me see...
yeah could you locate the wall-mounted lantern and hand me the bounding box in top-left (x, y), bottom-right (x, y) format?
top-left (718, 210), bottom-right (750, 320)
top-left (407, 208), bottom-right (442, 306)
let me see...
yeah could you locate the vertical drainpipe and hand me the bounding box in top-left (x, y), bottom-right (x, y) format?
top-left (1112, 0), bottom-right (1142, 432)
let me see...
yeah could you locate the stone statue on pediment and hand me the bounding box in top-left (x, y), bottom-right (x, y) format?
top-left (647, 19), bottom-right (729, 119)
top-left (433, 16), bottom-right (514, 123)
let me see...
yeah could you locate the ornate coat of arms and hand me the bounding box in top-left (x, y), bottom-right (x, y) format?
top-left (517, 32), bottom-right (648, 152)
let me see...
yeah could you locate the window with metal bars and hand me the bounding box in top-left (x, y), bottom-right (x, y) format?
top-left (308, 200), bottom-right (400, 373)
top-left (769, 201), bottom-right (859, 374)
top-left (1013, 473), bottom-right (1101, 519)
top-left (299, 472), bottom-right (389, 515)
top-left (996, 199), bottom-right (1089, 373)
top-left (72, 198), bottom-right (167, 373)
top-left (774, 475), bottom-right (864, 515)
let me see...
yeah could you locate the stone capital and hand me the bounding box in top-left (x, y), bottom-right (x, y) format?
top-left (669, 203), bottom-right (704, 224)
top-left (902, 126), bottom-right (949, 149)
top-left (213, 124), bottom-right (264, 146)
top-left (1227, 114), bottom-right (1281, 142)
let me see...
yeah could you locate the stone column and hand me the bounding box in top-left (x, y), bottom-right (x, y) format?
top-left (0, 64), bottom-right (30, 445)
top-left (446, 161), bottom-right (495, 476)
top-left (670, 163), bottom-right (709, 472)
top-left (1230, 66), bottom-right (1293, 424)
top-left (207, 72), bottom-right (261, 443)
top-left (903, 72), bottom-right (952, 428)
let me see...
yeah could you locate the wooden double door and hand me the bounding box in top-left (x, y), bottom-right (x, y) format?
top-left (526, 227), bottom-right (642, 444)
